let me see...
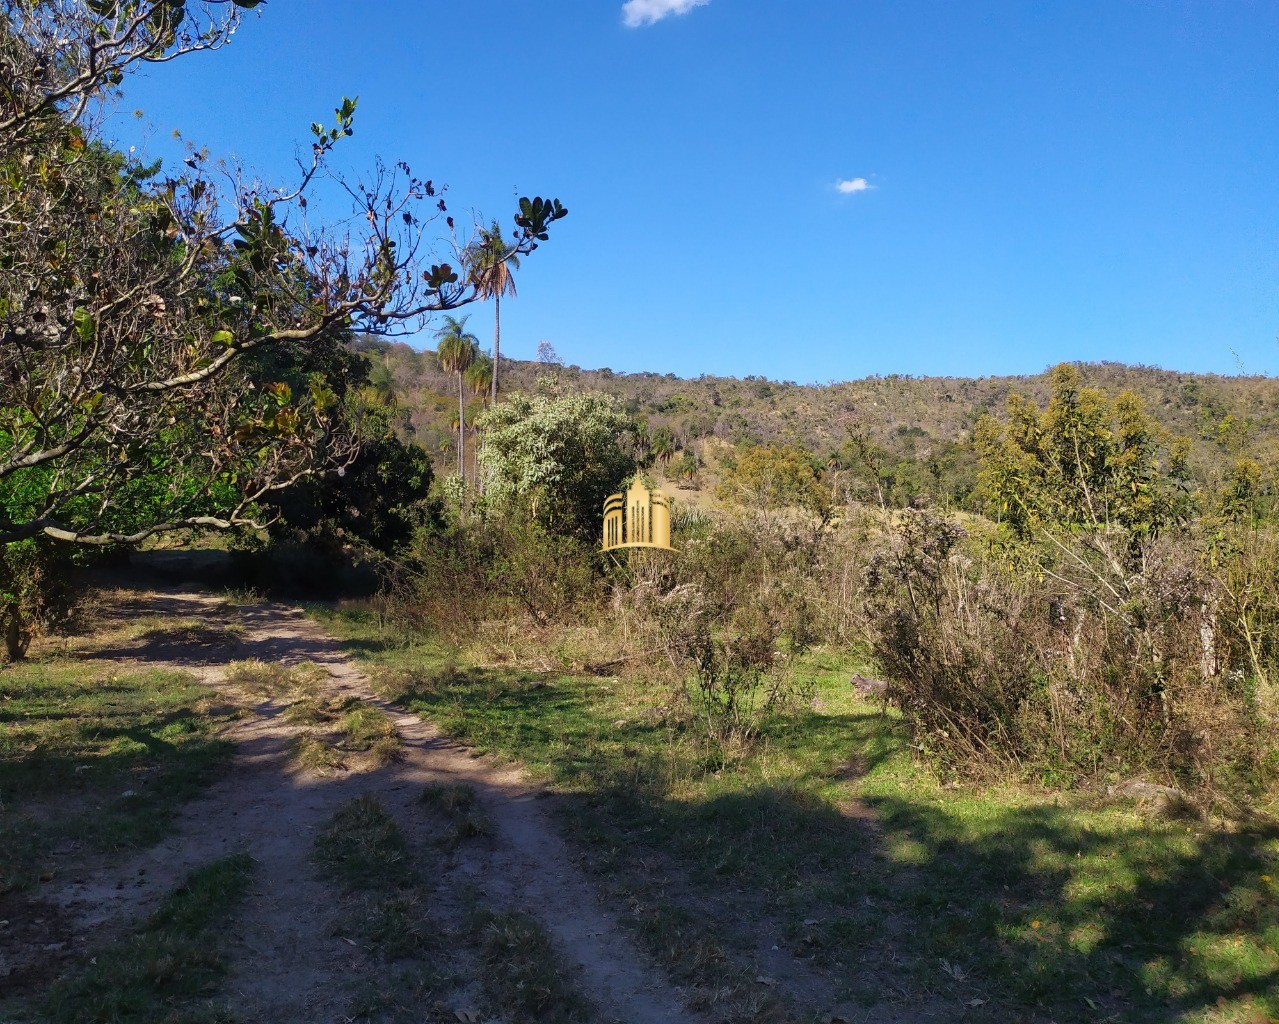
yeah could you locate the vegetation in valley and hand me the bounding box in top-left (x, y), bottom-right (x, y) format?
top-left (354, 336), bottom-right (1279, 513)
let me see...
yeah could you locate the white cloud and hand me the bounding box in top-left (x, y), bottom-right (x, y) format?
top-left (621, 0), bottom-right (710, 28)
top-left (836, 177), bottom-right (873, 194)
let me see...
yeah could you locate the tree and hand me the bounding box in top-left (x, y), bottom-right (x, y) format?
top-left (435, 316), bottom-right (479, 478)
top-left (476, 392), bottom-right (638, 541)
top-left (465, 352), bottom-right (494, 406)
top-left (975, 364), bottom-right (1193, 552)
top-left (0, 1), bottom-right (567, 548)
top-left (718, 443), bottom-right (831, 527)
top-left (651, 426), bottom-right (677, 466)
top-left (0, 1), bottom-right (566, 657)
top-left (464, 353), bottom-right (493, 486)
top-left (467, 221), bottom-right (519, 404)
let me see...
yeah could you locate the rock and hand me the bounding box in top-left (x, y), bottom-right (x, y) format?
top-left (1110, 779), bottom-right (1199, 819)
top-left (851, 673), bottom-right (887, 696)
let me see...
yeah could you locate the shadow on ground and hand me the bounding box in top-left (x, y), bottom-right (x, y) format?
top-left (380, 659), bottom-right (1279, 1023)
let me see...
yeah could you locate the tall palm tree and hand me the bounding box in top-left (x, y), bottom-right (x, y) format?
top-left (468, 221), bottom-right (519, 405)
top-left (435, 315), bottom-right (479, 478)
top-left (464, 353), bottom-right (494, 488)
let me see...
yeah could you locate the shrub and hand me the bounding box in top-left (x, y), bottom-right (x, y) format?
top-left (863, 506), bottom-right (1278, 796)
top-left (389, 513), bottom-right (601, 640)
top-left (623, 517), bottom-right (820, 749)
top-left (477, 392), bottom-right (639, 541)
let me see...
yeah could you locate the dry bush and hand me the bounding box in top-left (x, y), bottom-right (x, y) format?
top-left (385, 515), bottom-right (602, 642)
top-left (862, 507), bottom-right (1278, 795)
top-left (620, 516), bottom-right (821, 749)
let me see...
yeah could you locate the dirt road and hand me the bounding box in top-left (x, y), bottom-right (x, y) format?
top-left (49, 584), bottom-right (700, 1024)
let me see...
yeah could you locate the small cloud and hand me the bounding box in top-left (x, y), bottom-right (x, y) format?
top-left (622, 0), bottom-right (710, 28)
top-left (836, 177), bottom-right (873, 194)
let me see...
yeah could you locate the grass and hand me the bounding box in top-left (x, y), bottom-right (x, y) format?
top-left (340, 702), bottom-right (401, 764)
top-left (314, 796), bottom-right (432, 962)
top-left (316, 793), bottom-right (417, 891)
top-left (222, 659), bottom-right (325, 700)
top-left (318, 606), bottom-right (1279, 1024)
top-left (0, 660), bottom-right (237, 895)
top-left (223, 659), bottom-right (401, 772)
top-left (420, 781), bottom-right (493, 847)
top-left (470, 910), bottom-right (595, 1024)
top-left (283, 697), bottom-right (401, 773)
top-left (37, 852), bottom-right (254, 1024)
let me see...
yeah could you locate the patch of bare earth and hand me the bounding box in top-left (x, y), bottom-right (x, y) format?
top-left (40, 585), bottom-right (701, 1024)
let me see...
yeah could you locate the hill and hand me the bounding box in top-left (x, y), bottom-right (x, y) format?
top-left (356, 338), bottom-right (1279, 508)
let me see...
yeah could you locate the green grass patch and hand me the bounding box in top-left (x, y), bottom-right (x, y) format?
top-left (314, 796), bottom-right (432, 962)
top-left (339, 702), bottom-right (401, 764)
top-left (0, 661), bottom-right (236, 894)
top-left (320, 610), bottom-right (1279, 1023)
top-left (39, 852), bottom-right (253, 1023)
top-left (315, 794), bottom-right (416, 892)
top-left (470, 910), bottom-right (595, 1024)
top-left (420, 781), bottom-right (493, 847)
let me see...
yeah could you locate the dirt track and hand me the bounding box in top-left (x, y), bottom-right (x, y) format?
top-left (48, 585), bottom-right (700, 1024)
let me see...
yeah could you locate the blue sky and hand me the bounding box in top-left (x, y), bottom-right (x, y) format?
top-left (112, 1), bottom-right (1279, 382)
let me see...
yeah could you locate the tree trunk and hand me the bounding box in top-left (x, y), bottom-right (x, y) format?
top-left (4, 600), bottom-right (24, 662)
top-left (457, 373), bottom-right (466, 479)
top-left (491, 293), bottom-right (501, 406)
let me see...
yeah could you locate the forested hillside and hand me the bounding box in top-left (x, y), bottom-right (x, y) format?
top-left (357, 337), bottom-right (1279, 508)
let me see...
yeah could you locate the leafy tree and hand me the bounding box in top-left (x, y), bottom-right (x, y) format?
top-left (975, 363), bottom-right (1193, 551)
top-left (264, 402), bottom-right (435, 557)
top-left (466, 221), bottom-right (519, 404)
top-left (0, 3), bottom-right (566, 551)
top-left (434, 316), bottom-right (479, 478)
top-left (476, 392), bottom-right (638, 541)
top-left (0, 1), bottom-right (566, 656)
top-left (718, 443), bottom-right (830, 524)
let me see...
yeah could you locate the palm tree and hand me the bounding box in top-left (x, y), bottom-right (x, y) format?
top-left (468, 221), bottom-right (519, 405)
top-left (465, 352), bottom-right (494, 406)
top-left (464, 354), bottom-right (494, 488)
top-left (652, 427), bottom-right (677, 466)
top-left (366, 358), bottom-right (399, 409)
top-left (435, 315), bottom-right (479, 478)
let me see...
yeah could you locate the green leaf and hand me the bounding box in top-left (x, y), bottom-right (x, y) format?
top-left (73, 307), bottom-right (95, 343)
top-left (211, 329), bottom-right (234, 346)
